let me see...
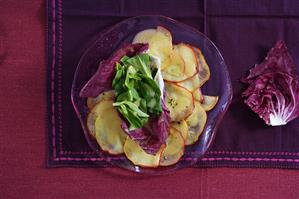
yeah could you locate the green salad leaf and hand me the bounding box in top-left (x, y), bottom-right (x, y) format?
top-left (112, 53), bottom-right (162, 130)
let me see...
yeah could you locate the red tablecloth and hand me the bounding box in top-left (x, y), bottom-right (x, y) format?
top-left (1, 1), bottom-right (299, 198)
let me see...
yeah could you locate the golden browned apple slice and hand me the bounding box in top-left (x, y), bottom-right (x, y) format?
top-left (159, 128), bottom-right (185, 166)
top-left (124, 137), bottom-right (164, 168)
top-left (87, 90), bottom-right (115, 110)
top-left (193, 47), bottom-right (211, 87)
top-left (157, 26), bottom-right (172, 39)
top-left (86, 100), bottom-right (114, 137)
top-left (94, 103), bottom-right (127, 155)
top-left (132, 26), bottom-right (172, 70)
top-left (193, 89), bottom-right (203, 103)
top-left (186, 101), bottom-right (203, 127)
top-left (170, 120), bottom-right (188, 141)
top-left (86, 112), bottom-right (97, 137)
top-left (201, 95), bottom-right (219, 111)
top-left (161, 51), bottom-right (186, 82)
top-left (148, 26), bottom-right (172, 70)
top-left (186, 101), bottom-right (207, 145)
top-left (132, 29), bottom-right (157, 44)
top-left (165, 83), bottom-right (194, 122)
top-left (174, 43), bottom-right (198, 78)
top-left (177, 72), bottom-right (201, 92)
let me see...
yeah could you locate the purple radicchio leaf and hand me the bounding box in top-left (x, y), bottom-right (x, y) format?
top-left (242, 40), bottom-right (299, 126)
top-left (121, 98), bottom-right (170, 155)
top-left (80, 43), bottom-right (148, 98)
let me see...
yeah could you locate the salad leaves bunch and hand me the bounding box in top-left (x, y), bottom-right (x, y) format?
top-left (112, 54), bottom-right (162, 130)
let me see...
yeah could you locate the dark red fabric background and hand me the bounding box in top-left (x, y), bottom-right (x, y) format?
top-left (1, 1), bottom-right (299, 198)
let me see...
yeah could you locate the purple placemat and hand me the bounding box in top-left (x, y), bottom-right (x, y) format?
top-left (47, 0), bottom-right (299, 168)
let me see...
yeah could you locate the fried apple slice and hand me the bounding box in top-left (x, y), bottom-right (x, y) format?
top-left (159, 128), bottom-right (185, 166)
top-left (132, 29), bottom-right (157, 44)
top-left (193, 47), bottom-right (211, 87)
top-left (186, 101), bottom-right (207, 128)
top-left (161, 51), bottom-right (186, 81)
top-left (87, 90), bottom-right (115, 110)
top-left (201, 95), bottom-right (219, 111)
top-left (148, 26), bottom-right (172, 70)
top-left (157, 26), bottom-right (172, 39)
top-left (174, 43), bottom-right (198, 78)
top-left (86, 100), bottom-right (113, 137)
top-left (177, 72), bottom-right (201, 92)
top-left (170, 120), bottom-right (188, 141)
top-left (94, 102), bottom-right (127, 155)
top-left (186, 101), bottom-right (203, 127)
top-left (165, 83), bottom-right (194, 122)
top-left (162, 44), bottom-right (197, 82)
top-left (186, 101), bottom-right (207, 145)
top-left (124, 137), bottom-right (164, 168)
top-left (193, 89), bottom-right (203, 103)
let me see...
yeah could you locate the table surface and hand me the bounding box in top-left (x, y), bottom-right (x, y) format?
top-left (1, 1), bottom-right (299, 199)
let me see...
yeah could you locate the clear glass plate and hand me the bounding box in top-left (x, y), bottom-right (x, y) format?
top-left (71, 15), bottom-right (233, 174)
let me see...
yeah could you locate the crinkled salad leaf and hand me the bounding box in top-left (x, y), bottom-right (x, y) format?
top-left (242, 41), bottom-right (299, 126)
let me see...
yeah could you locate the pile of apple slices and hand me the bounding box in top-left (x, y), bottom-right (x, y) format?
top-left (86, 26), bottom-right (218, 168)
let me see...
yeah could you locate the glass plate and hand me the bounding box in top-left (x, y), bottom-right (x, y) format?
top-left (71, 15), bottom-right (233, 174)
